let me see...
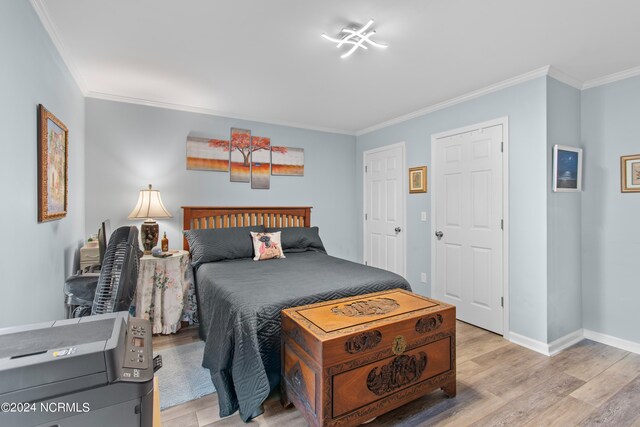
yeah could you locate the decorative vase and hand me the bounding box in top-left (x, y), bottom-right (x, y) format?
top-left (141, 219), bottom-right (159, 255)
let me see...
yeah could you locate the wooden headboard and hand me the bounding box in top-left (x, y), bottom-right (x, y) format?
top-left (182, 206), bottom-right (312, 250)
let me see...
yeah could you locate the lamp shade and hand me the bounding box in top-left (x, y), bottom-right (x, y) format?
top-left (128, 184), bottom-right (172, 220)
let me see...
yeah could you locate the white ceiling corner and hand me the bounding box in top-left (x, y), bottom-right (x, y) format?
top-left (547, 66), bottom-right (583, 90)
top-left (32, 0), bottom-right (640, 134)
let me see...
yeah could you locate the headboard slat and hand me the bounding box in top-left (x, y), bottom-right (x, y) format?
top-left (182, 206), bottom-right (312, 250)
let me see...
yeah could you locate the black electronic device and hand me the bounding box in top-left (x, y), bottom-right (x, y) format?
top-left (98, 218), bottom-right (112, 267)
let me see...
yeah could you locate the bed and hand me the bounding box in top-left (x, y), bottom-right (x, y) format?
top-left (182, 206), bottom-right (412, 422)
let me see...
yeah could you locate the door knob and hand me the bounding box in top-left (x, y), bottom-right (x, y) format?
top-left (395, 227), bottom-right (402, 233)
top-left (435, 231), bottom-right (444, 240)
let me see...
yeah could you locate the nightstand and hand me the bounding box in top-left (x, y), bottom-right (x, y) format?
top-left (134, 250), bottom-right (197, 334)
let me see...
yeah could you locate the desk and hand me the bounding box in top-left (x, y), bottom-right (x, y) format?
top-left (135, 250), bottom-right (197, 334)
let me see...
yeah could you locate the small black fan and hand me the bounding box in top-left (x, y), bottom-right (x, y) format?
top-left (91, 226), bottom-right (143, 315)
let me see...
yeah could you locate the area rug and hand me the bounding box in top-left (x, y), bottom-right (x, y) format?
top-left (154, 341), bottom-right (216, 410)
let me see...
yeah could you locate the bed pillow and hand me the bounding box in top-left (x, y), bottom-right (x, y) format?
top-left (185, 225), bottom-right (265, 266)
top-left (265, 226), bottom-right (326, 253)
top-left (250, 231), bottom-right (286, 261)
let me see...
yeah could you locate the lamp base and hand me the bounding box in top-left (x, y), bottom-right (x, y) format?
top-left (141, 220), bottom-right (159, 255)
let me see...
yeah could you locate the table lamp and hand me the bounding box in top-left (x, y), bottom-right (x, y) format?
top-left (128, 184), bottom-right (172, 254)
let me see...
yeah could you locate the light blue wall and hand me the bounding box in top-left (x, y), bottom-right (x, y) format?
top-left (85, 99), bottom-right (358, 261)
top-left (0, 1), bottom-right (85, 327)
top-left (581, 75), bottom-right (640, 343)
top-left (546, 77), bottom-right (583, 342)
top-left (356, 78), bottom-right (549, 342)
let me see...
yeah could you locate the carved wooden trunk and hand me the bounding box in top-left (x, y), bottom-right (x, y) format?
top-left (281, 289), bottom-right (456, 427)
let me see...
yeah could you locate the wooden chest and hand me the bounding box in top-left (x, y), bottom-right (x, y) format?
top-left (281, 289), bottom-right (456, 427)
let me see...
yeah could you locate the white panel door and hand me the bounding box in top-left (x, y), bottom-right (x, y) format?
top-left (364, 145), bottom-right (405, 277)
top-left (433, 124), bottom-right (504, 334)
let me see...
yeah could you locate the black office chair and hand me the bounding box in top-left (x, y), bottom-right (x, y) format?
top-left (64, 272), bottom-right (100, 318)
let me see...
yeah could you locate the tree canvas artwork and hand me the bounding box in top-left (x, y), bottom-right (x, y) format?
top-left (272, 147), bottom-right (304, 176)
top-left (230, 128), bottom-right (252, 182)
top-left (186, 136), bottom-right (229, 171)
top-left (251, 136), bottom-right (276, 189)
top-left (187, 128), bottom-right (305, 188)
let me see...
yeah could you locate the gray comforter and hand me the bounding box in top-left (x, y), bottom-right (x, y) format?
top-left (195, 251), bottom-right (411, 422)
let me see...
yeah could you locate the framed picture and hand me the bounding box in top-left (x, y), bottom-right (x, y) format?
top-left (552, 145), bottom-right (582, 192)
top-left (186, 136), bottom-right (229, 171)
top-left (38, 104), bottom-right (68, 222)
top-left (409, 166), bottom-right (427, 193)
top-left (251, 136), bottom-right (271, 189)
top-left (620, 154), bottom-right (640, 193)
top-left (272, 146), bottom-right (304, 176)
top-left (230, 128), bottom-right (251, 182)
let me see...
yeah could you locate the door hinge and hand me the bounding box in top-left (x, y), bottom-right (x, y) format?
top-left (501, 141), bottom-right (504, 152)
top-left (501, 219), bottom-right (504, 230)
top-left (501, 296), bottom-right (504, 307)
top-left (365, 165), bottom-right (368, 172)
top-left (365, 213), bottom-right (368, 220)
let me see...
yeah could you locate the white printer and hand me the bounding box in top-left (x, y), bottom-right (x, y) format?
top-left (0, 312), bottom-right (159, 427)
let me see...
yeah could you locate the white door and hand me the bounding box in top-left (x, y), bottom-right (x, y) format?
top-left (364, 144), bottom-right (405, 277)
top-left (433, 122), bottom-right (504, 334)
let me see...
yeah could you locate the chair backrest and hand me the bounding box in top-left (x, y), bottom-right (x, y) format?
top-left (91, 226), bottom-right (142, 315)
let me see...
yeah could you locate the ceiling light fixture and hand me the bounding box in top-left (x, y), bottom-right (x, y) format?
top-left (321, 19), bottom-right (387, 59)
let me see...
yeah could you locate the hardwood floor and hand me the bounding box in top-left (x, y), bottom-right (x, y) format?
top-left (156, 322), bottom-right (640, 426)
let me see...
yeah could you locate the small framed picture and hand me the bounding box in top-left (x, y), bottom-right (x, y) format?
top-left (552, 145), bottom-right (582, 192)
top-left (620, 154), bottom-right (640, 193)
top-left (38, 104), bottom-right (69, 222)
top-left (409, 166), bottom-right (427, 193)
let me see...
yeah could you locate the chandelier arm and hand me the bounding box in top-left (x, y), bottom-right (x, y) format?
top-left (340, 43), bottom-right (361, 59)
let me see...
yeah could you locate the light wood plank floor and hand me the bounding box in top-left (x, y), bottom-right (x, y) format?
top-left (156, 322), bottom-right (640, 426)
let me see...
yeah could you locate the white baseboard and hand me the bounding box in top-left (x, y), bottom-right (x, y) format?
top-left (548, 329), bottom-right (584, 356)
top-left (508, 329), bottom-right (584, 356)
top-left (508, 332), bottom-right (552, 356)
top-left (584, 329), bottom-right (640, 355)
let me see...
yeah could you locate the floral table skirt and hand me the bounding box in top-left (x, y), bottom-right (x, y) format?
top-left (135, 251), bottom-right (198, 334)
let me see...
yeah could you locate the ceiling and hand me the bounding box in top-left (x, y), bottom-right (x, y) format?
top-left (36, 0), bottom-right (640, 134)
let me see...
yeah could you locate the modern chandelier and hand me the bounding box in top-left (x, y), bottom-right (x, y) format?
top-left (321, 19), bottom-right (388, 59)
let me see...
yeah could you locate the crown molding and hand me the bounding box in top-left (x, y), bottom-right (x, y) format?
top-left (30, 0), bottom-right (88, 95)
top-left (86, 91), bottom-right (356, 136)
top-left (24, 2), bottom-right (640, 135)
top-left (356, 64), bottom-right (640, 135)
top-left (582, 66), bottom-right (640, 90)
top-left (547, 66), bottom-right (583, 89)
top-left (356, 66), bottom-right (551, 136)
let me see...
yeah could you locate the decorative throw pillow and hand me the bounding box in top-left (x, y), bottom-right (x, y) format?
top-left (265, 226), bottom-right (326, 253)
top-left (184, 225), bottom-right (265, 267)
top-left (250, 231), bottom-right (286, 261)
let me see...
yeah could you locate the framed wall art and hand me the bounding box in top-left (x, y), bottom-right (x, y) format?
top-left (250, 136), bottom-right (271, 189)
top-left (409, 166), bottom-right (427, 193)
top-left (553, 145), bottom-right (582, 192)
top-left (620, 154), bottom-right (640, 193)
top-left (186, 136), bottom-right (230, 171)
top-left (230, 128), bottom-right (251, 182)
top-left (272, 146), bottom-right (304, 176)
top-left (38, 104), bottom-right (68, 222)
